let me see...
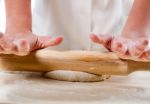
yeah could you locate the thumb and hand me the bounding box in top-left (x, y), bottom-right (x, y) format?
top-left (90, 33), bottom-right (101, 43)
top-left (38, 36), bottom-right (63, 48)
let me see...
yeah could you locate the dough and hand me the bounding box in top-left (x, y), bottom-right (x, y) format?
top-left (44, 70), bottom-right (110, 82)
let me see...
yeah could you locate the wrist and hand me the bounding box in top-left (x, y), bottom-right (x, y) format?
top-left (6, 26), bottom-right (32, 35)
top-left (6, 15), bottom-right (32, 35)
top-left (122, 26), bottom-right (149, 39)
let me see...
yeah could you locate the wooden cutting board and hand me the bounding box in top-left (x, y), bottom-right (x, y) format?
top-left (0, 49), bottom-right (150, 75)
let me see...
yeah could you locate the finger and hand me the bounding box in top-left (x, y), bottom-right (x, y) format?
top-left (97, 34), bottom-right (113, 50)
top-left (0, 39), bottom-right (16, 54)
top-left (128, 39), bottom-right (148, 57)
top-left (13, 39), bottom-right (30, 56)
top-left (91, 33), bottom-right (113, 51)
top-left (38, 36), bottom-right (63, 48)
top-left (136, 39), bottom-right (149, 50)
top-left (111, 38), bottom-right (127, 55)
top-left (137, 53), bottom-right (149, 62)
top-left (90, 34), bottom-right (102, 43)
top-left (90, 33), bottom-right (112, 44)
top-left (142, 48), bottom-right (150, 60)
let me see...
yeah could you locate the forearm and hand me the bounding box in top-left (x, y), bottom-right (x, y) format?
top-left (5, 0), bottom-right (32, 34)
top-left (122, 0), bottom-right (150, 38)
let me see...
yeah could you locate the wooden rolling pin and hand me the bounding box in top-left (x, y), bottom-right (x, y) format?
top-left (0, 49), bottom-right (150, 75)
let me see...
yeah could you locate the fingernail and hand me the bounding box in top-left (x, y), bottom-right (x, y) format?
top-left (50, 37), bottom-right (58, 42)
top-left (90, 34), bottom-right (100, 43)
top-left (55, 37), bottom-right (63, 43)
top-left (49, 37), bottom-right (63, 46)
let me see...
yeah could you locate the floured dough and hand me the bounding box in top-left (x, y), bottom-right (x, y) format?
top-left (44, 70), bottom-right (110, 82)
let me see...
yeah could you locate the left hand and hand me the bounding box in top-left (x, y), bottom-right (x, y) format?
top-left (0, 31), bottom-right (63, 56)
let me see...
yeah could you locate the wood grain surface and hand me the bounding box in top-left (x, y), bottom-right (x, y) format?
top-left (0, 49), bottom-right (150, 75)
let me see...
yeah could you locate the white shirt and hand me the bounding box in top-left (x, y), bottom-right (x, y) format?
top-left (32, 0), bottom-right (133, 50)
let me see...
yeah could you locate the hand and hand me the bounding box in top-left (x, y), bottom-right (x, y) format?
top-left (90, 33), bottom-right (150, 62)
top-left (0, 31), bottom-right (63, 56)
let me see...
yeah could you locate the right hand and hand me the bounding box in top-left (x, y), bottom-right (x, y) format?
top-left (90, 33), bottom-right (150, 62)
